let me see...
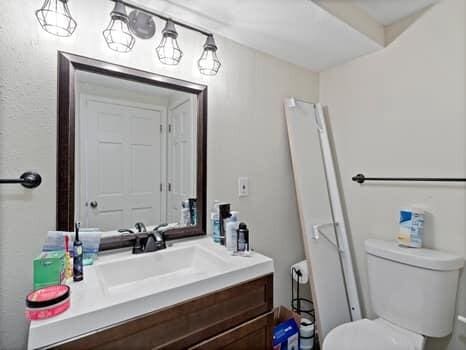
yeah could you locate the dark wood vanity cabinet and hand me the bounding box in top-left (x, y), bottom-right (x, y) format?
top-left (189, 312), bottom-right (274, 350)
top-left (53, 274), bottom-right (274, 350)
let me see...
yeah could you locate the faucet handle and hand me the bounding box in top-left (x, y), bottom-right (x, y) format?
top-left (153, 230), bottom-right (165, 242)
top-left (135, 222), bottom-right (147, 233)
top-left (119, 228), bottom-right (135, 234)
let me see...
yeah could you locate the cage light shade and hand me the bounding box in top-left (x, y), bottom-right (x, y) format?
top-left (156, 20), bottom-right (183, 65)
top-left (198, 35), bottom-right (221, 76)
top-left (35, 0), bottom-right (77, 37)
top-left (156, 36), bottom-right (183, 65)
top-left (102, 2), bottom-right (135, 53)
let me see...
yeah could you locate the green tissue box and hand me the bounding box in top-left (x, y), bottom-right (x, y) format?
top-left (33, 251), bottom-right (65, 290)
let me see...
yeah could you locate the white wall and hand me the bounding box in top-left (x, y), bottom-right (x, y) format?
top-left (320, 1), bottom-right (465, 349)
top-left (0, 1), bottom-right (318, 348)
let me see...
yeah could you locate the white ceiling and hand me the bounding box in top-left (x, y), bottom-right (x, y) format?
top-left (354, 0), bottom-right (439, 25)
top-left (142, 0), bottom-right (382, 72)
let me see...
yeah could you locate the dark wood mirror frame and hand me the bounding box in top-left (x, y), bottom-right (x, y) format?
top-left (57, 51), bottom-right (207, 250)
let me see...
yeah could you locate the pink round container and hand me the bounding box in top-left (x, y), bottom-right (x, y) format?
top-left (25, 285), bottom-right (70, 321)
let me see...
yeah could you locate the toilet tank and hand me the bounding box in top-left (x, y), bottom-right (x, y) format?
top-left (365, 239), bottom-right (464, 338)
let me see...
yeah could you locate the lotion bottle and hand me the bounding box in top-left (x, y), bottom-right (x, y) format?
top-left (225, 211), bottom-right (239, 252)
top-left (64, 235), bottom-right (73, 282)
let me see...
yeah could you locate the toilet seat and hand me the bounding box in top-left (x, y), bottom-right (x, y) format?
top-left (323, 319), bottom-right (425, 350)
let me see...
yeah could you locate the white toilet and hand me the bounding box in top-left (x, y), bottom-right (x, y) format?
top-left (323, 239), bottom-right (464, 350)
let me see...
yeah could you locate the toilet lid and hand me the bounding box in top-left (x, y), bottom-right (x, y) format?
top-left (323, 319), bottom-right (424, 350)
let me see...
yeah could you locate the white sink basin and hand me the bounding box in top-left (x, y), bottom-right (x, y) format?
top-left (28, 238), bottom-right (274, 350)
top-left (96, 245), bottom-right (234, 295)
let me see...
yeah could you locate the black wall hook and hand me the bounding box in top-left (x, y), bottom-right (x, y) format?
top-left (0, 172), bottom-right (42, 189)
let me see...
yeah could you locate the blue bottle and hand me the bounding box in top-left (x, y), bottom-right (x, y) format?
top-left (211, 201), bottom-right (220, 243)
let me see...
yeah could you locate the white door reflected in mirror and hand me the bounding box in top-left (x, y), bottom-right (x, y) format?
top-left (75, 71), bottom-right (197, 233)
top-left (167, 96), bottom-right (197, 223)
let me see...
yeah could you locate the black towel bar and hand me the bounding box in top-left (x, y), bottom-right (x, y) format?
top-left (0, 172), bottom-right (42, 189)
top-left (352, 173), bottom-right (466, 184)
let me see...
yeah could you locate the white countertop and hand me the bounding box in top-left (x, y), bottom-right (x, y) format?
top-left (28, 238), bottom-right (274, 349)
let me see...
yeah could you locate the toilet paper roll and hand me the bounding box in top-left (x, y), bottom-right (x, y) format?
top-left (300, 318), bottom-right (314, 350)
top-left (291, 260), bottom-right (309, 284)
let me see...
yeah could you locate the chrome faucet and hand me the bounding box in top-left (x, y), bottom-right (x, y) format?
top-left (132, 223), bottom-right (167, 254)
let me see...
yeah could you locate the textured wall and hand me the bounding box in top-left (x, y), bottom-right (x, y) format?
top-left (320, 1), bottom-right (465, 349)
top-left (0, 1), bottom-right (318, 348)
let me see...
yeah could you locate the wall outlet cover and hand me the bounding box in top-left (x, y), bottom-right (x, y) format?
top-left (238, 177), bottom-right (249, 197)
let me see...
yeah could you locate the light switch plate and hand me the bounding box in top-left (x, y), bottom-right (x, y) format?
top-left (238, 177), bottom-right (249, 197)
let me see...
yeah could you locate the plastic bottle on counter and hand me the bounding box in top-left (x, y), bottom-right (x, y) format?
top-left (211, 200), bottom-right (220, 243)
top-left (236, 222), bottom-right (250, 256)
top-left (181, 200), bottom-right (191, 226)
top-left (225, 211), bottom-right (239, 252)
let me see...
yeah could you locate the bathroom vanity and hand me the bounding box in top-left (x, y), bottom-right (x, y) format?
top-left (28, 238), bottom-right (274, 349)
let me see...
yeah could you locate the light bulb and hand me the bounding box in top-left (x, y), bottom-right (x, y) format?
top-left (102, 1), bottom-right (135, 53)
top-left (156, 20), bottom-right (183, 65)
top-left (198, 35), bottom-right (221, 76)
top-left (35, 0), bottom-right (77, 37)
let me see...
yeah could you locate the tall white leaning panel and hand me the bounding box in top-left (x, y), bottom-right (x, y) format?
top-left (284, 99), bottom-right (362, 343)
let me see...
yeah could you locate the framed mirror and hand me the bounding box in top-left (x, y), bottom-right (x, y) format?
top-left (56, 52), bottom-right (207, 249)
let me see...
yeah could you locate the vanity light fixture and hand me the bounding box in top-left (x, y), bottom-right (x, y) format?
top-left (198, 35), bottom-right (221, 76)
top-left (35, 0), bottom-right (77, 37)
top-left (35, 0), bottom-right (222, 75)
top-left (156, 20), bottom-right (183, 65)
top-left (102, 1), bottom-right (136, 53)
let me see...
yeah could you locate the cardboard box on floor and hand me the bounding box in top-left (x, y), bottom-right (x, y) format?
top-left (274, 306), bottom-right (301, 325)
top-left (273, 306), bottom-right (301, 350)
